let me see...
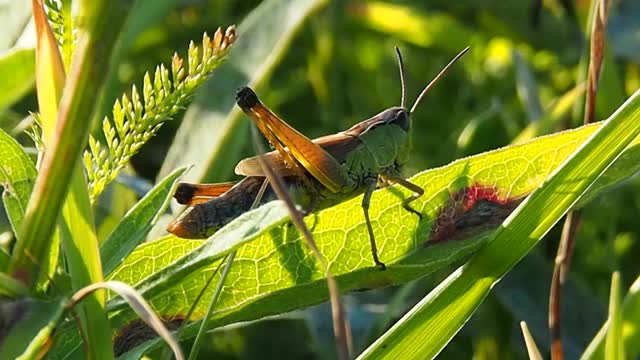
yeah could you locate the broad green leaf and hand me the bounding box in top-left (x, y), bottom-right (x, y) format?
top-left (605, 272), bottom-right (624, 360)
top-left (0, 128), bottom-right (36, 237)
top-left (52, 95), bottom-right (640, 357)
top-left (582, 275), bottom-right (640, 359)
top-left (47, 201), bottom-right (292, 359)
top-left (112, 114), bottom-right (640, 337)
top-left (0, 297), bottom-right (67, 359)
top-left (158, 0), bottom-right (329, 184)
top-left (108, 201), bottom-right (291, 311)
top-left (358, 90), bottom-right (640, 359)
top-left (0, 48), bottom-right (35, 113)
top-left (101, 167), bottom-right (187, 276)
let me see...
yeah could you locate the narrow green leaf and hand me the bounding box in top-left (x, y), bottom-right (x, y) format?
top-left (0, 128), bottom-right (36, 238)
top-left (0, 297), bottom-right (67, 359)
top-left (582, 276), bottom-right (640, 359)
top-left (0, 48), bottom-right (35, 112)
top-left (101, 167), bottom-right (187, 276)
top-left (512, 83), bottom-right (586, 144)
top-left (158, 0), bottom-right (329, 184)
top-left (605, 272), bottom-right (624, 360)
top-left (8, 2), bottom-right (135, 360)
top-left (9, 0), bottom-right (133, 285)
top-left (358, 89), bottom-right (640, 359)
top-left (0, 250), bottom-right (9, 271)
top-left (0, 272), bottom-right (29, 296)
top-left (32, 0), bottom-right (66, 143)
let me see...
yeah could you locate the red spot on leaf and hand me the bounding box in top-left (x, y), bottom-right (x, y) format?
top-left (429, 183), bottom-right (524, 243)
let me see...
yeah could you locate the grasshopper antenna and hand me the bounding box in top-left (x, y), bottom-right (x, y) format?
top-left (394, 46), bottom-right (407, 109)
top-left (409, 46), bottom-right (470, 114)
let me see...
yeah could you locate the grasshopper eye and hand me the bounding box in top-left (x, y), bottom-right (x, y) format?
top-left (392, 109), bottom-right (410, 131)
top-left (382, 108), bottom-right (409, 131)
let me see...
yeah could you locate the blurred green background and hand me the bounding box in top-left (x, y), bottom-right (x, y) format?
top-left (3, 0), bottom-right (640, 358)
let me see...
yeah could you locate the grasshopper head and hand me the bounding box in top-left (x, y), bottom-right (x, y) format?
top-left (378, 107), bottom-right (410, 132)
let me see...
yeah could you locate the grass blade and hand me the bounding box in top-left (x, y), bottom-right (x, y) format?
top-left (604, 272), bottom-right (624, 360)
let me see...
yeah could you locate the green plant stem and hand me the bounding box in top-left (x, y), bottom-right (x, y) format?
top-left (188, 252), bottom-right (236, 360)
top-left (8, 0), bottom-right (133, 285)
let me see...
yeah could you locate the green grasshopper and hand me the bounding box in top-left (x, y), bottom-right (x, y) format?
top-left (167, 47), bottom-right (469, 269)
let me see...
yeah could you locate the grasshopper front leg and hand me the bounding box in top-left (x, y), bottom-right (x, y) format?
top-left (362, 176), bottom-right (386, 270)
top-left (383, 174), bottom-right (425, 219)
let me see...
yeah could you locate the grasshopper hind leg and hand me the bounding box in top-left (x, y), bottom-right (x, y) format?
top-left (362, 177), bottom-right (386, 270)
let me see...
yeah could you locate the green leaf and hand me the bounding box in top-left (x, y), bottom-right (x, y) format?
top-left (512, 83), bottom-right (586, 144)
top-left (0, 48), bottom-right (35, 113)
top-left (107, 201), bottom-right (291, 311)
top-left (114, 114), bottom-right (640, 336)
top-left (100, 167), bottom-right (187, 276)
top-left (53, 95), bottom-right (640, 357)
top-left (605, 272), bottom-right (624, 360)
top-left (158, 0), bottom-right (329, 184)
top-left (0, 128), bottom-right (36, 238)
top-left (0, 272), bottom-right (28, 296)
top-left (582, 275), bottom-right (640, 359)
top-left (358, 90), bottom-right (640, 359)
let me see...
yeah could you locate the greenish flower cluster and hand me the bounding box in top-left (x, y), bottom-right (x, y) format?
top-left (84, 26), bottom-right (237, 201)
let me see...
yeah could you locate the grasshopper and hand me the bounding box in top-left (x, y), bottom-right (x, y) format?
top-left (167, 47), bottom-right (469, 269)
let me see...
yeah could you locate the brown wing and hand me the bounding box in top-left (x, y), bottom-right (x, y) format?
top-left (235, 132), bottom-right (362, 177)
top-left (174, 182), bottom-right (236, 206)
top-left (237, 87), bottom-right (350, 193)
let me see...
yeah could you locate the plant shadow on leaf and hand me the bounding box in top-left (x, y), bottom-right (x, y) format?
top-left (269, 225), bottom-right (316, 286)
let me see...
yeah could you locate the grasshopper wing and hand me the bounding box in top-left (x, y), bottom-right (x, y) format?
top-left (237, 87), bottom-right (349, 193)
top-left (235, 132), bottom-right (362, 178)
top-left (174, 182), bottom-right (236, 206)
